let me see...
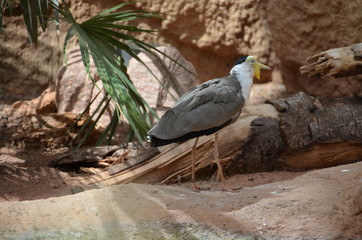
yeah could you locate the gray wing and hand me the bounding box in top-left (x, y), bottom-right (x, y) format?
top-left (148, 76), bottom-right (245, 140)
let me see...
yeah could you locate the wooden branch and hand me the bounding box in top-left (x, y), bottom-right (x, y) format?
top-left (300, 43), bottom-right (362, 78)
top-left (86, 93), bottom-right (362, 185)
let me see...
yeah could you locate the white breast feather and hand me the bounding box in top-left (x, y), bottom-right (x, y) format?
top-left (230, 63), bottom-right (254, 102)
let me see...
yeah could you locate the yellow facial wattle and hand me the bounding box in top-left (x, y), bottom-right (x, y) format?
top-left (246, 56), bottom-right (271, 80)
top-left (253, 61), bottom-right (271, 80)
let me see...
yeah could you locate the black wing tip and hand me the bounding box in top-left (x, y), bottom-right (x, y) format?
top-left (147, 134), bottom-right (175, 147)
top-left (147, 120), bottom-right (232, 147)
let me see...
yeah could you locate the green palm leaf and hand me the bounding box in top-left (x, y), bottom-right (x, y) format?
top-left (2, 0), bottom-right (195, 147)
top-left (0, 0), bottom-right (14, 32)
top-left (52, 1), bottom-right (163, 143)
top-left (19, 0), bottom-right (49, 45)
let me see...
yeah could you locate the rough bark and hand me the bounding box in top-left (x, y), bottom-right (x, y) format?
top-left (226, 92), bottom-right (362, 173)
top-left (270, 92), bottom-right (362, 148)
top-left (227, 117), bottom-right (285, 174)
top-left (227, 92), bottom-right (362, 173)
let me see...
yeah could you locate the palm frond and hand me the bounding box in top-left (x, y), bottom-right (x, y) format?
top-left (51, 1), bottom-right (162, 142)
top-left (4, 0), bottom-right (193, 146)
top-left (19, 0), bottom-right (50, 45)
top-left (37, 0), bottom-right (49, 31)
top-left (0, 0), bottom-right (15, 32)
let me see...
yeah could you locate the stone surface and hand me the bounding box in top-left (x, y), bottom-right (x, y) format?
top-left (128, 46), bottom-right (199, 120)
top-left (0, 112), bottom-right (103, 149)
top-left (1, 0), bottom-right (361, 103)
top-left (68, 0), bottom-right (362, 96)
top-left (0, 16), bottom-right (62, 103)
top-left (266, 0), bottom-right (362, 97)
top-left (2, 88), bottom-right (56, 117)
top-left (129, 0), bottom-right (275, 83)
top-left (248, 82), bottom-right (286, 105)
top-left (56, 48), bottom-right (122, 131)
top-left (56, 48), bottom-right (97, 114)
top-left (35, 89), bottom-right (57, 114)
top-left (0, 162), bottom-right (361, 239)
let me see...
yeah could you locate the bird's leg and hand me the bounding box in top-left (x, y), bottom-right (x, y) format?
top-left (191, 137), bottom-right (200, 192)
top-left (212, 132), bottom-right (237, 192)
top-left (212, 133), bottom-right (225, 183)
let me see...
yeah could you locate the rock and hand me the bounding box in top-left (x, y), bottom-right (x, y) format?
top-left (0, 113), bottom-right (103, 149)
top-left (130, 0), bottom-right (276, 83)
top-left (55, 48), bottom-right (129, 139)
top-left (57, 0), bottom-right (277, 83)
top-left (129, 0), bottom-right (362, 93)
top-left (56, 48), bottom-right (97, 114)
top-left (2, 88), bottom-right (56, 117)
top-left (0, 15), bottom-right (61, 102)
top-left (127, 46), bottom-right (199, 120)
top-left (3, 101), bottom-right (34, 117)
top-left (0, 162), bottom-right (360, 239)
top-left (248, 82), bottom-right (286, 105)
top-left (0, 154), bottom-right (27, 165)
top-left (35, 89), bottom-right (57, 114)
top-left (2, 0), bottom-right (361, 102)
top-left (266, 0), bottom-right (362, 97)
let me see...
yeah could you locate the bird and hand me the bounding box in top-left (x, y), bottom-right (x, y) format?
top-left (147, 55), bottom-right (271, 191)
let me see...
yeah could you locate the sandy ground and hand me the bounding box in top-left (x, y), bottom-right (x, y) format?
top-left (0, 152), bottom-right (361, 240)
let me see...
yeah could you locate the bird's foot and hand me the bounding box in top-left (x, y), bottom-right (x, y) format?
top-left (211, 157), bottom-right (231, 181)
top-left (210, 159), bottom-right (240, 193)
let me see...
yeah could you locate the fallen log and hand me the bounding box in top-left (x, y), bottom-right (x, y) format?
top-left (88, 93), bottom-right (362, 185)
top-left (300, 43), bottom-right (362, 78)
top-left (227, 92), bottom-right (362, 174)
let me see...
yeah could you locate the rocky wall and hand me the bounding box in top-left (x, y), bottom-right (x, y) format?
top-left (267, 0), bottom-right (362, 96)
top-left (1, 0), bottom-right (361, 104)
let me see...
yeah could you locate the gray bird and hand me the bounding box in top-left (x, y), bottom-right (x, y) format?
top-left (147, 56), bottom-right (271, 191)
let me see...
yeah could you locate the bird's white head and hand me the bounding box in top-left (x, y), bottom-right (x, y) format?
top-left (230, 55), bottom-right (271, 80)
top-left (230, 55), bottom-right (271, 102)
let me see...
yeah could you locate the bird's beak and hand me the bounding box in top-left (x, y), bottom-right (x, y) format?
top-left (253, 61), bottom-right (271, 80)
